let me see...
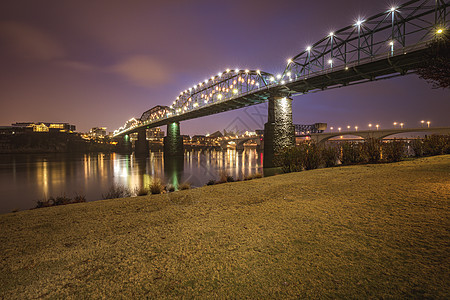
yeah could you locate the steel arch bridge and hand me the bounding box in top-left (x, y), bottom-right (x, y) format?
top-left (113, 0), bottom-right (448, 139)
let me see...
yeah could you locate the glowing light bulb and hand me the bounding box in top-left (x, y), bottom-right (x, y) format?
top-left (306, 46), bottom-right (311, 51)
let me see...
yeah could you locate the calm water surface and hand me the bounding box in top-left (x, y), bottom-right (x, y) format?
top-left (0, 149), bottom-right (263, 214)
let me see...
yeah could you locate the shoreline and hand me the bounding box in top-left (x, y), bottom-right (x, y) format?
top-left (1, 155), bottom-right (449, 298)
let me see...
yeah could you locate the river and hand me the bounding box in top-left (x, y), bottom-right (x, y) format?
top-left (0, 149), bottom-right (263, 214)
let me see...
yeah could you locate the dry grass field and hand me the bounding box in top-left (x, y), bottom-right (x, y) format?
top-left (0, 155), bottom-right (449, 299)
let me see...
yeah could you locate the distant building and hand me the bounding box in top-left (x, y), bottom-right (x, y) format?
top-left (89, 127), bottom-right (107, 138)
top-left (147, 127), bottom-right (165, 140)
top-left (11, 122), bottom-right (76, 133)
top-left (192, 135), bottom-right (206, 144)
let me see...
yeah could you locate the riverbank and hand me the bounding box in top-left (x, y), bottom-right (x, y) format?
top-left (1, 155), bottom-right (449, 298)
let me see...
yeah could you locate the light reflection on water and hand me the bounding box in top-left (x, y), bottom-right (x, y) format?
top-left (0, 149), bottom-right (263, 214)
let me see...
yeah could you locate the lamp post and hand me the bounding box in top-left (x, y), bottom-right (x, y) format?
top-left (330, 127), bottom-right (334, 132)
top-left (376, 124), bottom-right (379, 131)
top-left (347, 125), bottom-right (350, 131)
top-left (355, 126), bottom-right (358, 131)
top-left (393, 122), bottom-right (397, 128)
top-left (338, 127), bottom-right (341, 133)
top-left (421, 120), bottom-right (425, 127)
top-left (427, 121), bottom-right (430, 128)
top-left (400, 123), bottom-right (404, 129)
top-left (368, 124), bottom-right (372, 130)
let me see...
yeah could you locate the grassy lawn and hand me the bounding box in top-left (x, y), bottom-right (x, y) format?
top-left (0, 155), bottom-right (449, 298)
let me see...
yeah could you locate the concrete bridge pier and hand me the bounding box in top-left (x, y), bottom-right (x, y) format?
top-left (263, 95), bottom-right (295, 168)
top-left (135, 128), bottom-right (149, 156)
top-left (115, 134), bottom-right (132, 153)
top-left (164, 122), bottom-right (184, 157)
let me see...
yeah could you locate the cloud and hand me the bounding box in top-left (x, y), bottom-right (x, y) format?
top-left (111, 55), bottom-right (172, 87)
top-left (0, 21), bottom-right (65, 60)
top-left (58, 60), bottom-right (97, 72)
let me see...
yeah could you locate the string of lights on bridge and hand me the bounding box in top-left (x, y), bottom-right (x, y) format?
top-left (328, 120), bottom-right (432, 133)
top-left (114, 0), bottom-right (447, 137)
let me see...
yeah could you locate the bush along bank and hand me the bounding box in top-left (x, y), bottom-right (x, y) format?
top-left (275, 135), bottom-right (450, 173)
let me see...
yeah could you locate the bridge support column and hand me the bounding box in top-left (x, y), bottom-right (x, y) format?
top-left (263, 95), bottom-right (295, 168)
top-left (164, 122), bottom-right (184, 157)
top-left (135, 128), bottom-right (149, 156)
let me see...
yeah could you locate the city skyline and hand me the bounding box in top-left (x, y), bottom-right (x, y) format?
top-left (1, 0), bottom-right (449, 134)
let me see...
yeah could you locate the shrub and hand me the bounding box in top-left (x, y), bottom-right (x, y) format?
top-left (304, 143), bottom-right (322, 170)
top-left (134, 186), bottom-right (149, 196)
top-left (166, 184), bottom-right (176, 192)
top-left (102, 185), bottom-right (131, 199)
top-left (149, 179), bottom-right (164, 194)
top-left (226, 175), bottom-right (235, 182)
top-left (321, 145), bottom-right (340, 168)
top-left (410, 139), bottom-right (424, 157)
top-left (35, 193), bottom-right (86, 209)
top-left (53, 195), bottom-right (72, 206)
top-left (423, 134), bottom-right (449, 156)
top-left (254, 172), bottom-right (263, 178)
top-left (179, 182), bottom-right (191, 190)
top-left (383, 139), bottom-right (405, 162)
top-left (341, 142), bottom-right (365, 165)
top-left (206, 179), bottom-right (216, 186)
top-left (275, 146), bottom-right (306, 173)
top-left (362, 138), bottom-right (382, 163)
top-left (73, 194), bottom-right (87, 203)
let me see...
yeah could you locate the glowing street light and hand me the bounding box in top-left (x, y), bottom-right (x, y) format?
top-left (338, 127), bottom-right (341, 133)
top-left (347, 125), bottom-right (350, 131)
top-left (436, 28), bottom-right (444, 34)
top-left (421, 120), bottom-right (425, 127)
top-left (328, 59), bottom-right (333, 68)
top-left (393, 122), bottom-right (398, 128)
top-left (355, 126), bottom-right (358, 131)
top-left (427, 121), bottom-right (431, 128)
top-left (376, 124), bottom-right (379, 130)
top-left (330, 126), bottom-right (334, 132)
top-left (368, 124), bottom-right (372, 130)
top-left (400, 123), bottom-right (404, 128)
top-left (389, 41), bottom-right (394, 56)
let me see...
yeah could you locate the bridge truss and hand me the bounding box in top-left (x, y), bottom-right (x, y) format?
top-left (282, 0), bottom-right (448, 87)
top-left (113, 0), bottom-right (448, 137)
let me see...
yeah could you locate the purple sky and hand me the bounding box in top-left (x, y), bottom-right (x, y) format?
top-left (1, 0), bottom-right (448, 135)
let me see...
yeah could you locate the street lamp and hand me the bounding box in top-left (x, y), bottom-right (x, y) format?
top-left (368, 124), bottom-right (372, 130)
top-left (421, 120), bottom-right (425, 127)
top-left (400, 123), bottom-right (404, 129)
top-left (393, 122), bottom-right (398, 128)
top-left (330, 127), bottom-right (334, 132)
top-left (427, 121), bottom-right (430, 128)
top-left (347, 125), bottom-right (350, 131)
top-left (376, 124), bottom-right (379, 131)
top-left (355, 126), bottom-right (358, 131)
top-left (338, 127), bottom-right (341, 133)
